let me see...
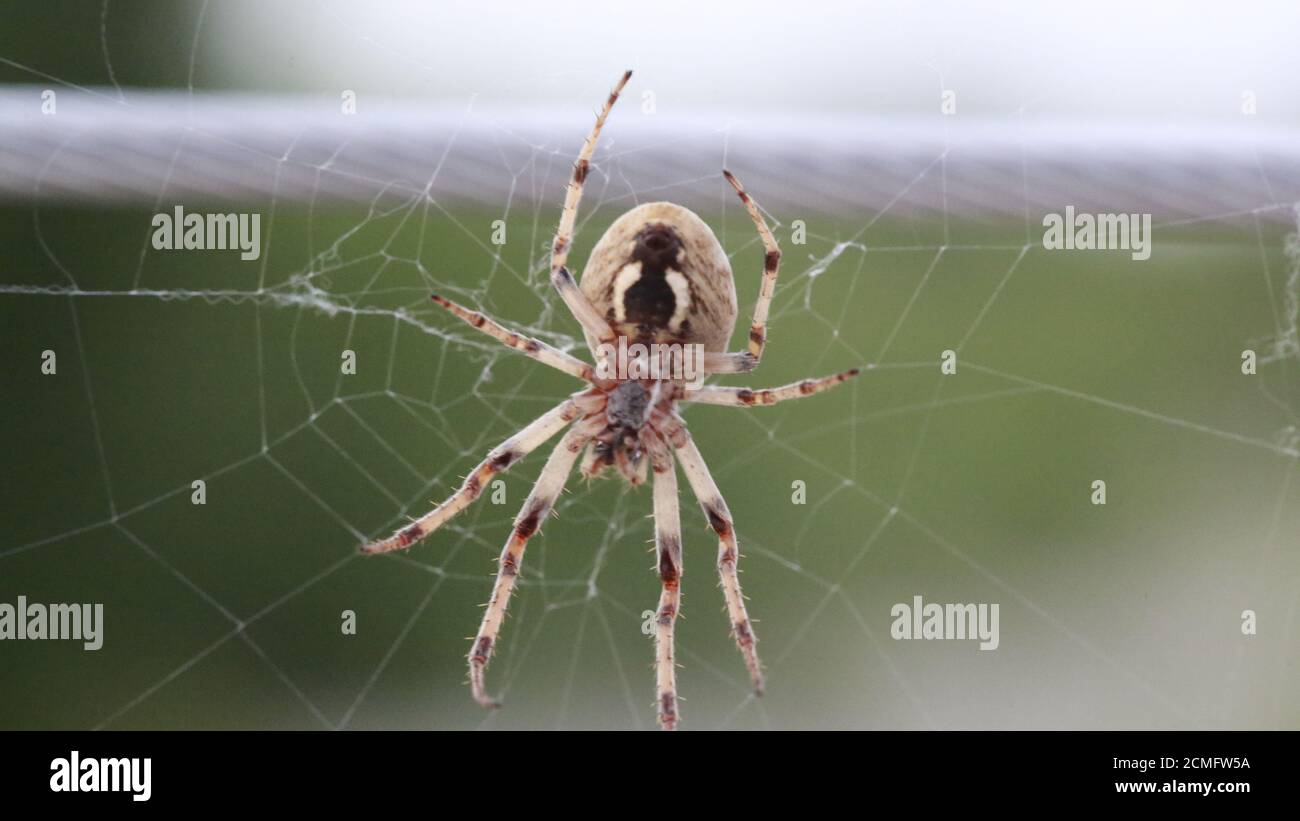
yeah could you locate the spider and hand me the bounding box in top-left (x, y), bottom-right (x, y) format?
top-left (361, 71), bottom-right (860, 730)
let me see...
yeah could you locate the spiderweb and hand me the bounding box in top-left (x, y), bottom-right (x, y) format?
top-left (2, 6), bottom-right (1299, 731)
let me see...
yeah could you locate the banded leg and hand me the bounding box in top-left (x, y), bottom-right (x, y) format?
top-left (361, 396), bottom-right (598, 555)
top-left (468, 417), bottom-right (601, 708)
top-left (665, 424), bottom-right (765, 695)
top-left (647, 434), bottom-right (683, 730)
top-left (684, 367), bottom-right (861, 407)
top-left (549, 71), bottom-right (633, 353)
top-left (431, 294), bottom-right (602, 383)
top-left (704, 170), bottom-right (782, 375)
top-left (551, 69), bottom-right (632, 274)
top-left (551, 266), bottom-right (617, 355)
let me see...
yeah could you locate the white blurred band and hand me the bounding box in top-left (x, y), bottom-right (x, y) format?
top-left (2, 86), bottom-right (1299, 225)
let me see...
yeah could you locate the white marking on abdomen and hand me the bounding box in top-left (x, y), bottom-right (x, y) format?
top-left (666, 269), bottom-right (691, 331)
top-left (611, 262), bottom-right (643, 322)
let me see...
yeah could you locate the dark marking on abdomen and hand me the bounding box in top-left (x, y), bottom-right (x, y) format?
top-left (623, 223), bottom-right (684, 332)
top-left (623, 274), bottom-right (676, 330)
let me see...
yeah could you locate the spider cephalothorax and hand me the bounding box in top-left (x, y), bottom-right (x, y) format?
top-left (361, 71), bottom-right (860, 730)
top-left (579, 378), bottom-right (691, 487)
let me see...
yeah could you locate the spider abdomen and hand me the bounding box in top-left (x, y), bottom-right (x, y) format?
top-left (580, 202), bottom-right (738, 351)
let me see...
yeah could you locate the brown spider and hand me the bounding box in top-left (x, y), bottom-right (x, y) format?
top-left (361, 71), bottom-right (860, 730)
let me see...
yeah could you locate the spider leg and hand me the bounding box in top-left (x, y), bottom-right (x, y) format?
top-left (703, 170), bottom-right (782, 375)
top-left (469, 415), bottom-right (602, 708)
top-left (549, 71), bottom-right (633, 355)
top-left (551, 267), bottom-right (616, 356)
top-left (430, 295), bottom-right (604, 384)
top-left (684, 367), bottom-right (861, 407)
top-left (360, 394), bottom-right (602, 555)
top-left (646, 432), bottom-right (683, 730)
top-left (655, 417), bottom-right (765, 696)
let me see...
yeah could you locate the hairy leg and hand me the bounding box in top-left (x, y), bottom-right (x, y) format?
top-left (646, 433), bottom-right (683, 729)
top-left (431, 294), bottom-right (601, 383)
top-left (549, 71), bottom-right (632, 355)
top-left (703, 170), bottom-right (782, 375)
top-left (684, 367), bottom-right (860, 406)
top-left (468, 416), bottom-right (602, 707)
top-left (361, 394), bottom-right (602, 555)
top-left (656, 417), bottom-right (764, 695)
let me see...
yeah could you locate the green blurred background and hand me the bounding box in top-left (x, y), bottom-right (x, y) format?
top-left (2, 0), bottom-right (1298, 730)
